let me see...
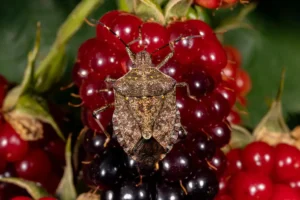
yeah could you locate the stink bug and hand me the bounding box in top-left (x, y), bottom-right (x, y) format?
top-left (92, 21), bottom-right (202, 169)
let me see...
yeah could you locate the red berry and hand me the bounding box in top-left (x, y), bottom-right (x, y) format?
top-left (99, 10), bottom-right (125, 25)
top-left (242, 142), bottom-right (274, 175)
top-left (194, 0), bottom-right (222, 9)
top-left (229, 171), bottom-right (273, 200)
top-left (177, 87), bottom-right (212, 130)
top-left (11, 197), bottom-right (32, 200)
top-left (289, 179), bottom-right (300, 194)
top-left (0, 153), bottom-right (6, 174)
top-left (167, 21), bottom-right (202, 65)
top-left (132, 22), bottom-right (169, 53)
top-left (77, 38), bottom-right (98, 62)
top-left (82, 41), bottom-right (125, 80)
top-left (203, 121), bottom-right (231, 148)
top-left (97, 13), bottom-right (142, 51)
top-left (236, 69), bottom-right (252, 96)
top-left (160, 60), bottom-right (185, 82)
top-left (14, 149), bottom-right (52, 182)
top-left (216, 82), bottom-right (237, 107)
top-left (186, 132), bottom-right (216, 160)
top-left (205, 92), bottom-right (231, 122)
top-left (274, 143), bottom-right (300, 182)
top-left (183, 66), bottom-right (215, 98)
top-left (227, 110), bottom-right (241, 124)
top-left (39, 173), bottom-right (61, 194)
top-left (271, 184), bottom-right (300, 200)
top-left (225, 148), bottom-right (243, 175)
top-left (72, 62), bottom-right (92, 87)
top-left (44, 139), bottom-right (65, 164)
top-left (160, 142), bottom-right (193, 182)
top-left (0, 123), bottom-right (29, 162)
top-left (222, 63), bottom-right (238, 91)
top-left (224, 46), bottom-right (241, 68)
top-left (80, 79), bottom-right (114, 109)
top-left (185, 20), bottom-right (217, 41)
top-left (215, 194), bottom-right (233, 200)
top-left (218, 175), bottom-right (230, 194)
top-left (195, 40), bottom-right (227, 73)
top-left (83, 107), bottom-right (113, 133)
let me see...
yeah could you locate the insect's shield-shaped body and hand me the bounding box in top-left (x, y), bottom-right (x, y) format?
top-left (112, 51), bottom-right (181, 167)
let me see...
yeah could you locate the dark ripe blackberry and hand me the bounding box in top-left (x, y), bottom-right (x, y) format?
top-left (205, 92), bottom-right (231, 122)
top-left (83, 147), bottom-right (126, 189)
top-left (119, 181), bottom-right (154, 200)
top-left (101, 189), bottom-right (120, 200)
top-left (183, 167), bottom-right (219, 200)
top-left (83, 129), bottom-right (109, 155)
top-left (156, 182), bottom-right (185, 200)
top-left (160, 142), bottom-right (193, 183)
top-left (123, 153), bottom-right (139, 180)
top-left (185, 132), bottom-right (216, 160)
top-left (182, 66), bottom-right (215, 98)
top-left (208, 149), bottom-right (227, 177)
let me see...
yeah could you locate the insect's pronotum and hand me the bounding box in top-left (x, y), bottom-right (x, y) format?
top-left (92, 21), bottom-right (204, 169)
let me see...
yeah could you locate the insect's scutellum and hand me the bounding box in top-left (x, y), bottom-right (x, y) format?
top-left (92, 20), bottom-right (202, 168)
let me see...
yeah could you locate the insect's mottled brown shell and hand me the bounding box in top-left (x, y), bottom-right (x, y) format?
top-left (112, 67), bottom-right (180, 166)
top-left (113, 67), bottom-right (176, 97)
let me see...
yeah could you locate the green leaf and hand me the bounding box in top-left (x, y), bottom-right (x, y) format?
top-left (0, 0), bottom-right (116, 83)
top-left (0, 177), bottom-right (49, 199)
top-left (21, 22), bottom-right (41, 94)
top-left (223, 0), bottom-right (300, 128)
top-left (34, 0), bottom-right (103, 93)
top-left (222, 124), bottom-right (253, 153)
top-left (56, 135), bottom-right (77, 200)
top-left (165, 0), bottom-right (193, 22)
top-left (15, 94), bottom-right (65, 141)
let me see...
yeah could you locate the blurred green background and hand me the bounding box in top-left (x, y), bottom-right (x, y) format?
top-left (0, 0), bottom-right (299, 129)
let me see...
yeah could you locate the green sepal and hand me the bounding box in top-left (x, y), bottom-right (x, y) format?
top-left (222, 124), bottom-right (253, 153)
top-left (0, 177), bottom-right (49, 199)
top-left (15, 94), bottom-right (65, 141)
top-left (253, 69), bottom-right (290, 137)
top-left (187, 5), bottom-right (211, 25)
top-left (56, 135), bottom-right (77, 200)
top-left (164, 0), bottom-right (193, 23)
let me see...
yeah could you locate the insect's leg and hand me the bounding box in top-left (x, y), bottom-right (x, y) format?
top-left (176, 82), bottom-right (197, 101)
top-left (179, 180), bottom-right (188, 195)
top-left (93, 104), bottom-right (114, 147)
top-left (155, 42), bottom-right (175, 70)
top-left (135, 166), bottom-right (144, 187)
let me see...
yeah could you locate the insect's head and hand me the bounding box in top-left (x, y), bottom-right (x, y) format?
top-left (135, 50), bottom-right (152, 68)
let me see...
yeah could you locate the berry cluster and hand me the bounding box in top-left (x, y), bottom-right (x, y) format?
top-left (194, 0), bottom-right (245, 9)
top-left (72, 10), bottom-right (235, 199)
top-left (0, 75), bottom-right (65, 199)
top-left (222, 46), bottom-right (252, 125)
top-left (216, 142), bottom-right (300, 200)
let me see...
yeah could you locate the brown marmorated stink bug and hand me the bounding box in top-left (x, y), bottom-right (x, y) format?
top-left (92, 21), bottom-right (201, 169)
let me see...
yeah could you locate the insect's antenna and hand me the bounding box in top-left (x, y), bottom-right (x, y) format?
top-left (92, 19), bottom-right (129, 48)
top-left (91, 19), bottom-right (135, 63)
top-left (151, 35), bottom-right (204, 55)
